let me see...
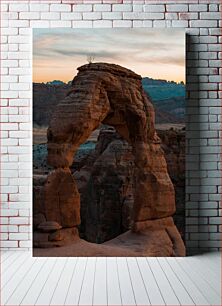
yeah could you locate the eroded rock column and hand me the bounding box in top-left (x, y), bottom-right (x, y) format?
top-left (132, 141), bottom-right (176, 223)
top-left (44, 168), bottom-right (80, 227)
top-left (34, 168), bottom-right (80, 247)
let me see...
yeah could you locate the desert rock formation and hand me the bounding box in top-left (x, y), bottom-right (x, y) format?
top-left (74, 127), bottom-right (185, 244)
top-left (33, 63), bottom-right (185, 256)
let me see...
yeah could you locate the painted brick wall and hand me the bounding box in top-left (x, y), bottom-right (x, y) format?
top-left (1, 0), bottom-right (221, 254)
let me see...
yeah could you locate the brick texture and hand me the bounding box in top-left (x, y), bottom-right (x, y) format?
top-left (0, 0), bottom-right (221, 254)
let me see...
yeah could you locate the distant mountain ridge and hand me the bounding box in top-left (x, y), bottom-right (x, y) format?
top-left (33, 77), bottom-right (185, 126)
top-left (141, 77), bottom-right (185, 122)
top-left (142, 77), bottom-right (184, 86)
top-left (46, 77), bottom-right (184, 87)
top-left (46, 80), bottom-right (67, 86)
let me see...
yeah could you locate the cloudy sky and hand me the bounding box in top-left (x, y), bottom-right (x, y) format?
top-left (33, 28), bottom-right (185, 83)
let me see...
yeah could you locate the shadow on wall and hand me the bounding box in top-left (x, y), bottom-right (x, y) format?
top-left (186, 34), bottom-right (202, 255)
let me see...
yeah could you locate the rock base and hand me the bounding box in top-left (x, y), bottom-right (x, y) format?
top-left (131, 217), bottom-right (185, 256)
top-left (33, 227), bottom-right (79, 248)
top-left (33, 217), bottom-right (185, 257)
top-left (34, 226), bottom-right (185, 257)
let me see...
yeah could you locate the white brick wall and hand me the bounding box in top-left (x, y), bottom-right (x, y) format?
top-left (0, 0), bottom-right (221, 254)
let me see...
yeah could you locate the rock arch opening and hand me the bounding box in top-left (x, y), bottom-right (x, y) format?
top-left (33, 63), bottom-right (185, 256)
top-left (75, 125), bottom-right (135, 244)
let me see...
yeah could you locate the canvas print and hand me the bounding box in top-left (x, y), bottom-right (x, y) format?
top-left (33, 28), bottom-right (186, 257)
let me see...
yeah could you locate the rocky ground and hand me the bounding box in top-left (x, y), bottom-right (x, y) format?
top-left (33, 224), bottom-right (184, 257)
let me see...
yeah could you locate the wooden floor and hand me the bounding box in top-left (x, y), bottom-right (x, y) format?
top-left (1, 251), bottom-right (221, 306)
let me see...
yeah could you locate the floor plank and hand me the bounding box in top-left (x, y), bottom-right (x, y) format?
top-left (2, 252), bottom-right (22, 273)
top-left (195, 252), bottom-right (220, 275)
top-left (64, 257), bottom-right (87, 306)
top-left (78, 257), bottom-right (96, 305)
top-left (136, 257), bottom-right (165, 305)
top-left (106, 258), bottom-right (122, 306)
top-left (147, 258), bottom-right (180, 305)
top-left (167, 257), bottom-right (211, 305)
top-left (93, 257), bottom-right (107, 305)
top-left (179, 256), bottom-right (220, 295)
top-left (176, 257), bottom-right (221, 305)
top-left (1, 252), bottom-right (30, 290)
top-left (50, 257), bottom-right (77, 305)
top-left (35, 258), bottom-right (67, 306)
top-left (1, 256), bottom-right (37, 305)
top-left (0, 251), bottom-right (14, 263)
top-left (157, 257), bottom-right (195, 305)
top-left (21, 258), bottom-right (57, 305)
top-left (116, 257), bottom-right (136, 305)
top-left (127, 257), bottom-right (150, 305)
top-left (5, 257), bottom-right (46, 305)
top-left (1, 252), bottom-right (221, 306)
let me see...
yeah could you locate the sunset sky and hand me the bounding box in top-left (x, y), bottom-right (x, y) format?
top-left (33, 28), bottom-right (185, 83)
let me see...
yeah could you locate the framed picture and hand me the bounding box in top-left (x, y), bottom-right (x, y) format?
top-left (33, 28), bottom-right (186, 257)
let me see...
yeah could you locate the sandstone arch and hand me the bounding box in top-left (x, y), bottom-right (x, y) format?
top-left (37, 63), bottom-right (185, 255)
